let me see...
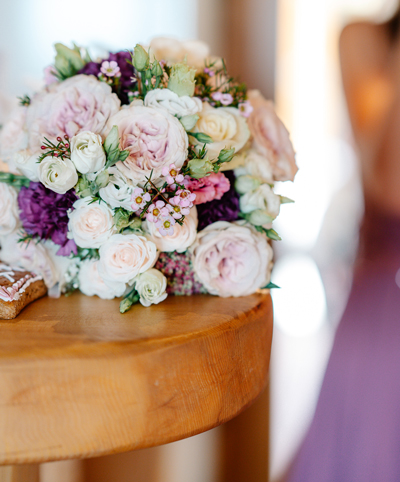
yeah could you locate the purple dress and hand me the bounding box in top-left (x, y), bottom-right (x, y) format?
top-left (288, 204), bottom-right (400, 481)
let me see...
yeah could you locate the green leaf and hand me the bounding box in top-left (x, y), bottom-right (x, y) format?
top-left (119, 150), bottom-right (130, 162)
top-left (265, 228), bottom-right (282, 241)
top-left (262, 282), bottom-right (280, 290)
top-left (0, 172), bottom-right (30, 188)
top-left (279, 195), bottom-right (294, 204)
top-left (188, 131), bottom-right (213, 144)
top-left (120, 289), bottom-right (140, 314)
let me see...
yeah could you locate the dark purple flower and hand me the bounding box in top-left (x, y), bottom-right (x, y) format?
top-left (18, 183), bottom-right (78, 256)
top-left (79, 51), bottom-right (135, 105)
top-left (196, 170), bottom-right (240, 230)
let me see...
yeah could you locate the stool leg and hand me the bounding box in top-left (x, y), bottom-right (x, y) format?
top-left (0, 465), bottom-right (39, 482)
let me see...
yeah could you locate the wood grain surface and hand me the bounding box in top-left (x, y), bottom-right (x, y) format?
top-left (0, 292), bottom-right (273, 466)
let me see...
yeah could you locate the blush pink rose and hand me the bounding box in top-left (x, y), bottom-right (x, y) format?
top-left (185, 172), bottom-right (230, 205)
top-left (26, 75), bottom-right (120, 150)
top-left (191, 220), bottom-right (273, 297)
top-left (106, 104), bottom-right (188, 183)
top-left (247, 89), bottom-right (298, 182)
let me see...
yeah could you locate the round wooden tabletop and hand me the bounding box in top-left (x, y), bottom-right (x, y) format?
top-left (0, 292), bottom-right (273, 465)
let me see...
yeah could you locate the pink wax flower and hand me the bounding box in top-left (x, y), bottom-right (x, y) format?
top-left (204, 67), bottom-right (215, 77)
top-left (238, 101), bottom-right (254, 118)
top-left (131, 187), bottom-right (151, 212)
top-left (185, 172), bottom-right (230, 205)
top-left (171, 189), bottom-right (196, 209)
top-left (156, 214), bottom-right (176, 236)
top-left (100, 60), bottom-right (121, 77)
top-left (146, 200), bottom-right (171, 223)
top-left (211, 92), bottom-right (233, 106)
top-left (162, 163), bottom-right (184, 185)
top-left (169, 198), bottom-right (190, 219)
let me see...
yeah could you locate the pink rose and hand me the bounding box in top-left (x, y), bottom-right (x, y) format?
top-left (185, 172), bottom-right (230, 205)
top-left (191, 221), bottom-right (273, 297)
top-left (247, 90), bottom-right (298, 182)
top-left (26, 75), bottom-right (120, 151)
top-left (106, 104), bottom-right (188, 183)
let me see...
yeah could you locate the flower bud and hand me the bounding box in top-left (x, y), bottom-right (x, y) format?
top-left (168, 61), bottom-right (196, 97)
top-left (75, 176), bottom-right (91, 198)
top-left (104, 126), bottom-right (120, 154)
top-left (54, 43), bottom-right (85, 77)
top-left (235, 175), bottom-right (261, 194)
top-left (247, 209), bottom-right (274, 227)
top-left (133, 44), bottom-right (149, 71)
top-left (95, 170), bottom-right (110, 189)
top-left (218, 147), bottom-right (235, 164)
top-left (187, 158), bottom-right (214, 179)
top-left (151, 61), bottom-right (163, 77)
top-left (114, 210), bottom-right (131, 231)
top-left (180, 115), bottom-right (199, 131)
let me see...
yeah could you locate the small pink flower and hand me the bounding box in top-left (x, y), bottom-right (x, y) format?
top-left (156, 215), bottom-right (176, 236)
top-left (101, 60), bottom-right (121, 78)
top-left (169, 198), bottom-right (190, 219)
top-left (146, 200), bottom-right (167, 223)
top-left (211, 92), bottom-right (233, 106)
top-left (131, 187), bottom-right (151, 212)
top-left (162, 163), bottom-right (184, 185)
top-left (238, 101), bottom-right (254, 118)
top-left (204, 67), bottom-right (215, 77)
top-left (171, 189), bottom-right (196, 209)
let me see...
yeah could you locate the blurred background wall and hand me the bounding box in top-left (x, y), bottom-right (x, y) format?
top-left (0, 0), bottom-right (397, 480)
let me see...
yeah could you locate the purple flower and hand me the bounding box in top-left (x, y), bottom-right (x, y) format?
top-left (79, 51), bottom-right (135, 104)
top-left (18, 182), bottom-right (77, 256)
top-left (155, 252), bottom-right (207, 296)
top-left (196, 170), bottom-right (240, 230)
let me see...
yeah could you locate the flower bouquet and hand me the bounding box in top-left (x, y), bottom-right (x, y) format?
top-left (0, 39), bottom-right (297, 313)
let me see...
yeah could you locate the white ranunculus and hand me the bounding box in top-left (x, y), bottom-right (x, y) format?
top-left (26, 75), bottom-right (120, 151)
top-left (13, 150), bottom-right (40, 181)
top-left (0, 183), bottom-right (21, 236)
top-left (99, 167), bottom-right (136, 211)
top-left (70, 131), bottom-right (106, 174)
top-left (234, 175), bottom-right (261, 195)
top-left (0, 107), bottom-right (28, 161)
top-left (0, 232), bottom-right (58, 289)
top-left (106, 104), bottom-right (188, 183)
top-left (240, 184), bottom-right (281, 219)
top-left (143, 207), bottom-right (198, 253)
top-left (98, 233), bottom-right (157, 285)
top-left (135, 268), bottom-right (168, 307)
top-left (144, 89), bottom-right (202, 118)
top-left (149, 37), bottom-right (209, 69)
top-left (191, 221), bottom-right (273, 297)
top-left (68, 197), bottom-right (115, 249)
top-left (231, 148), bottom-right (274, 183)
top-left (79, 259), bottom-right (126, 299)
top-left (192, 103), bottom-right (250, 159)
top-left (38, 156), bottom-right (78, 194)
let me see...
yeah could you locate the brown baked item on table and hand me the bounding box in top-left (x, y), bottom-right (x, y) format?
top-left (0, 264), bottom-right (47, 320)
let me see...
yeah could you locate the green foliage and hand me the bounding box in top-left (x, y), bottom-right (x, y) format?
top-left (120, 287), bottom-right (140, 313)
top-left (0, 172), bottom-right (30, 188)
top-left (54, 43), bottom-right (89, 80)
top-left (262, 282), bottom-right (281, 289)
top-left (104, 126), bottom-right (130, 169)
top-left (18, 95), bottom-right (31, 106)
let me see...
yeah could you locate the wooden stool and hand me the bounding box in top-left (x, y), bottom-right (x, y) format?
top-left (0, 293), bottom-right (273, 481)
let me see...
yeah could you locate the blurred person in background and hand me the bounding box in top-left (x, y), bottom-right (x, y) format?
top-left (286, 5), bottom-right (400, 481)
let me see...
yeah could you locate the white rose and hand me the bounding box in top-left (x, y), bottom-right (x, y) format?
top-left (79, 259), bottom-right (126, 299)
top-left (45, 240), bottom-right (78, 297)
top-left (135, 268), bottom-right (168, 307)
top-left (99, 167), bottom-right (136, 211)
top-left (240, 184), bottom-right (281, 219)
top-left (13, 150), bottom-right (40, 181)
top-left (70, 131), bottom-right (106, 174)
top-left (192, 103), bottom-right (250, 159)
top-left (98, 233), bottom-right (157, 284)
top-left (0, 232), bottom-right (58, 289)
top-left (144, 207), bottom-right (198, 253)
top-left (0, 107), bottom-right (28, 161)
top-left (0, 183), bottom-right (21, 236)
top-left (144, 89), bottom-right (202, 118)
top-left (68, 197), bottom-right (115, 249)
top-left (149, 37), bottom-right (209, 69)
top-left (191, 221), bottom-right (273, 297)
top-left (106, 104), bottom-right (188, 183)
top-left (38, 156), bottom-right (78, 194)
top-left (231, 148), bottom-right (274, 183)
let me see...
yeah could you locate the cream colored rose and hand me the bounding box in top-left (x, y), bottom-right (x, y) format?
top-left (191, 221), bottom-right (273, 297)
top-left (26, 75), bottom-right (120, 151)
top-left (144, 89), bottom-right (202, 118)
top-left (240, 184), bottom-right (281, 219)
top-left (247, 90), bottom-right (298, 181)
top-left (144, 207), bottom-right (198, 253)
top-left (99, 167), bottom-right (136, 211)
top-left (79, 259), bottom-right (126, 299)
top-left (0, 107), bottom-right (28, 161)
top-left (98, 233), bottom-right (157, 285)
top-left (135, 268), bottom-right (168, 307)
top-left (68, 197), bottom-right (115, 249)
top-left (70, 131), bottom-right (106, 174)
top-left (106, 104), bottom-right (188, 183)
top-left (192, 103), bottom-right (250, 159)
top-left (230, 148), bottom-right (274, 183)
top-left (13, 150), bottom-right (40, 181)
top-left (38, 157), bottom-right (78, 194)
top-left (0, 183), bottom-right (21, 236)
top-left (149, 37), bottom-right (209, 69)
